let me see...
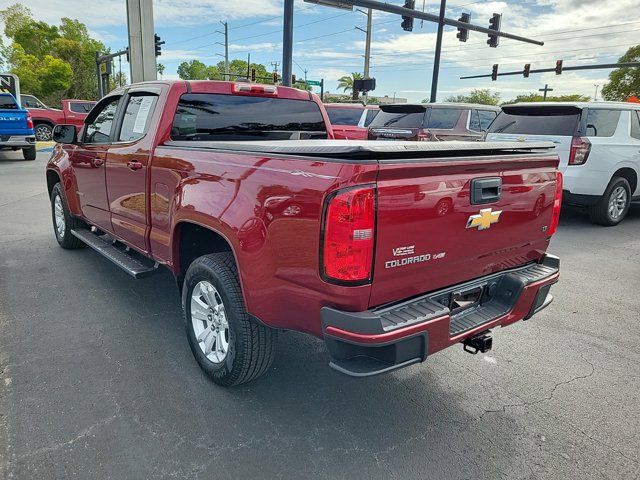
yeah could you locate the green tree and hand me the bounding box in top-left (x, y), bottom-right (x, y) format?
top-left (1, 4), bottom-right (107, 103)
top-left (338, 72), bottom-right (363, 100)
top-left (157, 63), bottom-right (165, 78)
top-left (9, 45), bottom-right (72, 98)
top-left (443, 89), bottom-right (501, 105)
top-left (506, 93), bottom-right (590, 103)
top-left (177, 60), bottom-right (211, 80)
top-left (601, 45), bottom-right (640, 101)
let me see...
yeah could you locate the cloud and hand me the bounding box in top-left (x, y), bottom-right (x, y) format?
top-left (5, 0), bottom-right (282, 26)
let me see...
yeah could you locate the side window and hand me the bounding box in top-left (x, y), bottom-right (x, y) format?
top-left (469, 110), bottom-right (481, 131)
top-left (584, 109), bottom-right (621, 137)
top-left (630, 111), bottom-right (640, 140)
top-left (118, 94), bottom-right (158, 142)
top-left (84, 97), bottom-right (120, 144)
top-left (364, 109), bottom-right (378, 127)
top-left (478, 110), bottom-right (498, 130)
top-left (70, 102), bottom-right (96, 113)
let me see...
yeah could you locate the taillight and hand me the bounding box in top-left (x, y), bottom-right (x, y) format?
top-left (322, 186), bottom-right (376, 284)
top-left (549, 171), bottom-right (563, 236)
top-left (568, 136), bottom-right (591, 165)
top-left (416, 130), bottom-right (432, 141)
top-left (232, 83), bottom-right (277, 96)
top-left (26, 112), bottom-right (34, 129)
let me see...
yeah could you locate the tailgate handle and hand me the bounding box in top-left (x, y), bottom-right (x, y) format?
top-left (471, 177), bottom-right (502, 205)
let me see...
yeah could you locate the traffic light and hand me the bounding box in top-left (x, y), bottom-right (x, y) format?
top-left (523, 63), bottom-right (531, 78)
top-left (154, 34), bottom-right (164, 57)
top-left (491, 64), bottom-right (499, 81)
top-left (456, 12), bottom-right (471, 42)
top-left (251, 68), bottom-right (256, 82)
top-left (487, 13), bottom-right (501, 48)
top-left (401, 0), bottom-right (415, 32)
top-left (555, 59), bottom-right (563, 75)
top-left (273, 72), bottom-right (278, 84)
top-left (292, 74), bottom-right (296, 84)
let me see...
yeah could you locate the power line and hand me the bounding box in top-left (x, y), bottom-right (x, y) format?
top-left (188, 11), bottom-right (354, 50)
top-left (230, 15), bottom-right (281, 30)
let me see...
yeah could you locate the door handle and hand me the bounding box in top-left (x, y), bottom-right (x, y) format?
top-left (127, 161), bottom-right (143, 171)
top-left (470, 177), bottom-right (502, 205)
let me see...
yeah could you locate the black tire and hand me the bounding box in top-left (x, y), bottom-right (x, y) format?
top-left (50, 183), bottom-right (86, 249)
top-left (182, 252), bottom-right (276, 386)
top-left (22, 145), bottom-right (36, 161)
top-left (588, 177), bottom-right (631, 226)
top-left (35, 123), bottom-right (53, 142)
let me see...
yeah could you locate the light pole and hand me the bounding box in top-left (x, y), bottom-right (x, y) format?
top-left (593, 84), bottom-right (600, 101)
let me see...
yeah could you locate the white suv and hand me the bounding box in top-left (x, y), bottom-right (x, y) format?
top-left (486, 102), bottom-right (640, 225)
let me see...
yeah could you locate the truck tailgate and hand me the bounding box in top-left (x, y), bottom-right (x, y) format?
top-left (0, 109), bottom-right (30, 134)
top-left (370, 153), bottom-right (559, 307)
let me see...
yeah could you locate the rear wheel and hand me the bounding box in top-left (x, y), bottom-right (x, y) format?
top-left (35, 123), bottom-right (53, 142)
top-left (50, 183), bottom-right (86, 249)
top-left (22, 146), bottom-right (36, 161)
top-left (588, 177), bottom-right (631, 226)
top-left (182, 252), bottom-right (276, 386)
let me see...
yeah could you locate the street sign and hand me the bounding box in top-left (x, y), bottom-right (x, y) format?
top-left (0, 73), bottom-right (20, 105)
top-left (306, 80), bottom-right (322, 86)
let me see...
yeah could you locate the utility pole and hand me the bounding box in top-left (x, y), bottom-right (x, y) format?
top-left (429, 0), bottom-right (447, 103)
top-left (539, 84), bottom-right (553, 100)
top-left (364, 8), bottom-right (372, 79)
top-left (355, 8), bottom-right (373, 102)
top-left (247, 53), bottom-right (251, 80)
top-left (593, 84), bottom-right (600, 101)
top-left (282, 0), bottom-right (294, 86)
top-left (218, 21), bottom-right (229, 80)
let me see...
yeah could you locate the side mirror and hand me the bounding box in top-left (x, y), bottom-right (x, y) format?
top-left (52, 124), bottom-right (77, 144)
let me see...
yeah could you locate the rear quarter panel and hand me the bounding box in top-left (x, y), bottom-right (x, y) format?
top-left (149, 145), bottom-right (377, 336)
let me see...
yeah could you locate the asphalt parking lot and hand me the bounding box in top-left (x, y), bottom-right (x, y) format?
top-left (1, 150), bottom-right (639, 479)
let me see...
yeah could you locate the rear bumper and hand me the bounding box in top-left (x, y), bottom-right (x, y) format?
top-left (563, 190), bottom-right (600, 207)
top-left (322, 254), bottom-right (560, 377)
top-left (0, 135), bottom-right (36, 148)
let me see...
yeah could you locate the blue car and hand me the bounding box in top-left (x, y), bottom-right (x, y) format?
top-left (0, 93), bottom-right (36, 160)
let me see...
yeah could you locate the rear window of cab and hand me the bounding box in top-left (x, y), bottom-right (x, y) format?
top-left (489, 106), bottom-right (623, 137)
top-left (171, 93), bottom-right (327, 141)
top-left (326, 107), bottom-right (364, 126)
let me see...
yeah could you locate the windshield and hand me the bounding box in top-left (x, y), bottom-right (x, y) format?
top-left (326, 107), bottom-right (364, 126)
top-left (427, 108), bottom-right (462, 129)
top-left (489, 107), bottom-right (581, 136)
top-left (369, 106), bottom-right (426, 129)
top-left (171, 93), bottom-right (327, 141)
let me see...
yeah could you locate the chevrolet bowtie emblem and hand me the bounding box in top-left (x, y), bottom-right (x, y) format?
top-left (466, 208), bottom-right (502, 230)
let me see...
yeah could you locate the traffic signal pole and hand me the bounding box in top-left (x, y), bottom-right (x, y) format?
top-left (460, 62), bottom-right (640, 80)
top-left (429, 0), bottom-right (447, 103)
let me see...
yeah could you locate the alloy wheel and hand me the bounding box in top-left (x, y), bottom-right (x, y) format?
top-left (190, 281), bottom-right (230, 364)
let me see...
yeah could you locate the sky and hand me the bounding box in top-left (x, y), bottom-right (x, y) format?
top-left (2, 0), bottom-right (639, 102)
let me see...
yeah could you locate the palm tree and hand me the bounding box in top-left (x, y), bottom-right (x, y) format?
top-left (338, 72), bottom-right (363, 101)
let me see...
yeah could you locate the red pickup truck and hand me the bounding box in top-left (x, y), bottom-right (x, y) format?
top-left (21, 95), bottom-right (96, 141)
top-left (46, 80), bottom-right (561, 386)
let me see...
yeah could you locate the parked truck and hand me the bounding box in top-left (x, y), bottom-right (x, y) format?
top-left (22, 95), bottom-right (96, 141)
top-left (0, 93), bottom-right (36, 160)
top-left (46, 80), bottom-right (562, 386)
